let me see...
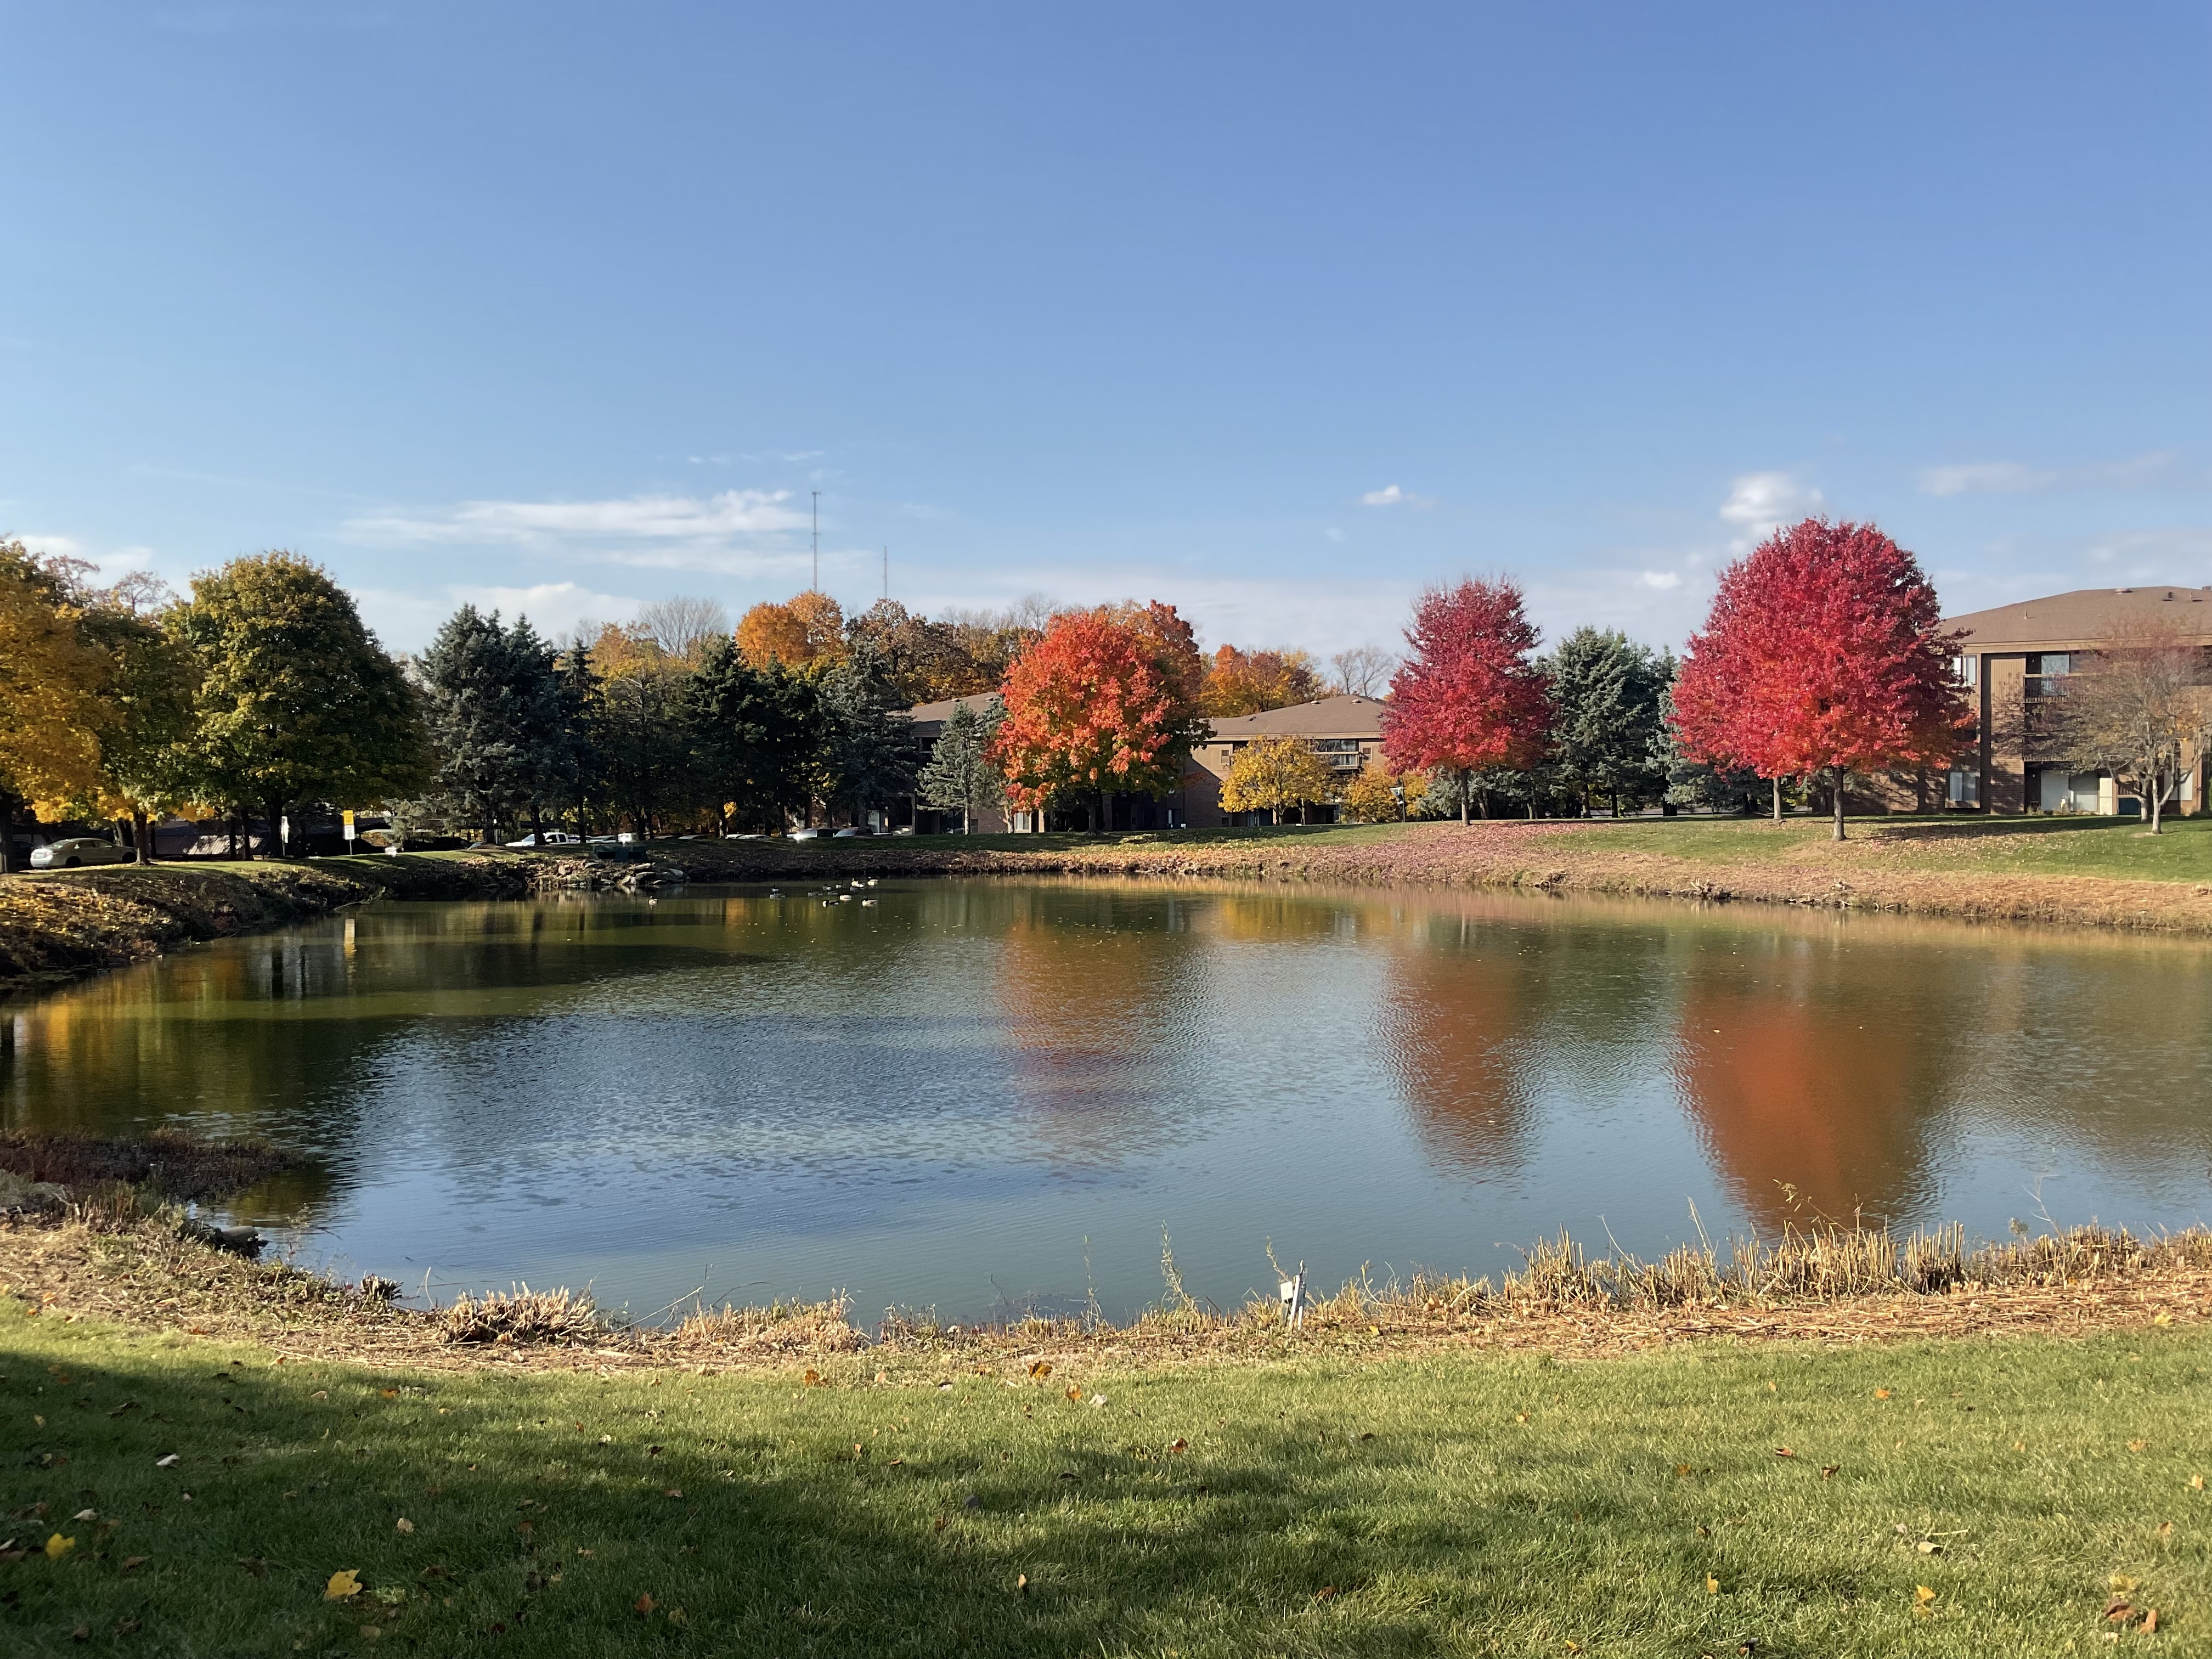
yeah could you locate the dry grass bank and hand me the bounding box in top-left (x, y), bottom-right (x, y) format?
top-left (6, 1192), bottom-right (2205, 1378)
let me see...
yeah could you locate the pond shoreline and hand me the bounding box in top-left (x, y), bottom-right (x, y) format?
top-left (3, 818), bottom-right (2209, 998)
top-left (5, 1170), bottom-right (2207, 1373)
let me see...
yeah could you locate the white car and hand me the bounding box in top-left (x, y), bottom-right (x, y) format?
top-left (504, 831), bottom-right (582, 848)
top-left (30, 837), bottom-right (136, 869)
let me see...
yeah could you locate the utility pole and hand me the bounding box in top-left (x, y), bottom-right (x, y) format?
top-left (811, 492), bottom-right (820, 593)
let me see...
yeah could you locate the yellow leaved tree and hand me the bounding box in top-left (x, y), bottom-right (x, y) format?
top-left (1218, 735), bottom-right (1338, 825)
top-left (0, 540), bottom-right (112, 870)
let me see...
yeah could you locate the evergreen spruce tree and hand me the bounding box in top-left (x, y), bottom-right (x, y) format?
top-left (917, 698), bottom-right (1005, 832)
top-left (821, 640), bottom-right (917, 828)
top-left (1544, 628), bottom-right (1672, 816)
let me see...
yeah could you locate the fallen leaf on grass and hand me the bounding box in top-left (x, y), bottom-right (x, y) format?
top-left (2193, 1475), bottom-right (2206, 1491)
top-left (1169, 1440), bottom-right (1188, 1453)
top-left (120, 1556), bottom-right (146, 1572)
top-left (1675, 1464), bottom-right (1693, 1477)
top-left (2129, 1440), bottom-right (2149, 1453)
top-left (1820, 1465), bottom-right (1840, 1479)
top-left (154, 1455), bottom-right (179, 1469)
top-left (71, 1509), bottom-right (96, 1521)
top-left (2104, 1598), bottom-right (2135, 1622)
top-left (325, 1569), bottom-right (363, 1600)
top-left (2153, 1312), bottom-right (2175, 1328)
top-left (1706, 1576), bottom-right (1719, 1594)
top-left (1874, 1389), bottom-right (1892, 1400)
top-left (45, 1534), bottom-right (75, 1560)
top-left (664, 1489), bottom-right (682, 1499)
top-left (802, 1369), bottom-right (823, 1387)
top-left (633, 1593), bottom-right (656, 1617)
top-left (1915, 1585), bottom-right (1936, 1606)
top-left (1090, 1395), bottom-right (1108, 1409)
top-left (379, 1389), bottom-right (398, 1398)
top-left (2160, 1521), bottom-right (2175, 1536)
top-left (1029, 1361), bottom-right (1052, 1379)
top-left (1315, 1585), bottom-right (1337, 1601)
top-left (394, 1518), bottom-right (414, 1535)
top-left (1772, 1447), bottom-right (1797, 1459)
top-left (1015, 1573), bottom-right (1029, 1594)
top-left (1066, 1386), bottom-right (1081, 1402)
top-left (240, 1556), bottom-right (270, 1577)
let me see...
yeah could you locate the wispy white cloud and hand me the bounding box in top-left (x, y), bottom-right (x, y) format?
top-left (1637, 570), bottom-right (1682, 591)
top-left (1718, 471), bottom-right (1824, 539)
top-left (1918, 450), bottom-right (2193, 498)
top-left (354, 580), bottom-right (647, 652)
top-left (348, 490), bottom-right (807, 545)
top-left (14, 532), bottom-right (84, 558)
top-left (342, 489), bottom-right (815, 576)
top-left (1358, 484), bottom-right (1436, 509)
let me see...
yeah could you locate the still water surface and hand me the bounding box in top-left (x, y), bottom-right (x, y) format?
top-left (7, 880), bottom-right (2209, 1323)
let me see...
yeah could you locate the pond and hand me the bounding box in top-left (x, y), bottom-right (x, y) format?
top-left (6, 879), bottom-right (2209, 1325)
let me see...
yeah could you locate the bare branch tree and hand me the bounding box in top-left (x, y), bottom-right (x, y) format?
top-left (2053, 616), bottom-right (2209, 833)
top-left (633, 595), bottom-right (730, 662)
top-left (1329, 643), bottom-right (1398, 697)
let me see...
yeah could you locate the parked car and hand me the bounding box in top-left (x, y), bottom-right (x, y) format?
top-left (787, 828), bottom-right (821, 841)
top-left (504, 831), bottom-right (582, 848)
top-left (30, 837), bottom-right (136, 869)
top-left (831, 827), bottom-right (867, 838)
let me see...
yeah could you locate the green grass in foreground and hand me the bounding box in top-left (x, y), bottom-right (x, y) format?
top-left (1575, 811), bottom-right (2212, 883)
top-left (7, 1306), bottom-right (2210, 1655)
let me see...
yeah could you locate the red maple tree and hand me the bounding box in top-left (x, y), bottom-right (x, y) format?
top-left (990, 602), bottom-right (1206, 829)
top-left (1380, 578), bottom-right (1553, 821)
top-left (1670, 518), bottom-right (1968, 839)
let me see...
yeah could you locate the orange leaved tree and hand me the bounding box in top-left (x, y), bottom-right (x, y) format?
top-left (990, 603), bottom-right (1205, 831)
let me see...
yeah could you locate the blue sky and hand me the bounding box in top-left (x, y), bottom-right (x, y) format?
top-left (2, 3), bottom-right (2205, 658)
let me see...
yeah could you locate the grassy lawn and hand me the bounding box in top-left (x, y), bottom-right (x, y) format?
top-left (1564, 812), bottom-right (2212, 884)
top-left (8, 1304), bottom-right (2208, 1656)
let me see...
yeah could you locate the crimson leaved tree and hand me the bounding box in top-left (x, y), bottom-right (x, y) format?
top-left (990, 602), bottom-right (1206, 830)
top-left (1670, 518), bottom-right (1968, 840)
top-left (1380, 579), bottom-right (1552, 822)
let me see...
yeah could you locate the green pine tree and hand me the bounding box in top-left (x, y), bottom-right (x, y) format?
top-left (1543, 628), bottom-right (1672, 815)
top-left (917, 698), bottom-right (1005, 832)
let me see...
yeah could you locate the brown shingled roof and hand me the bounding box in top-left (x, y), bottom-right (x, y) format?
top-left (1205, 694), bottom-right (1388, 740)
top-left (1942, 586), bottom-right (2212, 650)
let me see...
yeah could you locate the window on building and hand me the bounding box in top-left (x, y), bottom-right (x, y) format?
top-left (1945, 768), bottom-right (1979, 807)
top-left (1950, 655), bottom-right (1979, 687)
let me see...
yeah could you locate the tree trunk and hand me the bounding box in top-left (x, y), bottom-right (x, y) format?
top-left (267, 799), bottom-right (285, 859)
top-left (1831, 765), bottom-right (1848, 842)
top-left (1459, 789), bottom-right (1468, 825)
top-left (1771, 777), bottom-right (1784, 824)
top-left (0, 794), bottom-right (14, 874)
top-left (2149, 772), bottom-right (2165, 834)
top-left (1527, 798), bottom-right (1537, 820)
top-left (133, 808), bottom-right (152, 865)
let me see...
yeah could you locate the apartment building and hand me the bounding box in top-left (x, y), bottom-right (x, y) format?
top-left (1181, 694), bottom-right (1389, 827)
top-left (1942, 585), bottom-right (2212, 815)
